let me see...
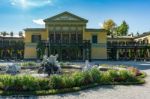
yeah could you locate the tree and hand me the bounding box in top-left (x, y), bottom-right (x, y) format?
top-left (19, 31), bottom-right (23, 37)
top-left (136, 32), bottom-right (140, 36)
top-left (103, 19), bottom-right (116, 35)
top-left (1, 31), bottom-right (8, 36)
top-left (10, 32), bottom-right (13, 37)
top-left (117, 21), bottom-right (129, 36)
top-left (37, 41), bottom-right (46, 59)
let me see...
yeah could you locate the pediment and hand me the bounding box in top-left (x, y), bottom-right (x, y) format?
top-left (44, 11), bottom-right (88, 22)
top-left (52, 14), bottom-right (79, 21)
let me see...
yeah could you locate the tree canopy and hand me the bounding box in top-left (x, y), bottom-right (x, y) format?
top-left (117, 21), bottom-right (129, 36)
top-left (103, 19), bottom-right (116, 35)
top-left (102, 19), bottom-right (129, 36)
top-left (19, 31), bottom-right (23, 37)
top-left (10, 32), bottom-right (13, 36)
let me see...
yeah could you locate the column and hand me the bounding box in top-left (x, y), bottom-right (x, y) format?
top-left (69, 26), bottom-right (71, 44)
top-left (116, 49), bottom-right (119, 60)
top-left (76, 27), bottom-right (78, 43)
top-left (60, 32), bottom-right (62, 43)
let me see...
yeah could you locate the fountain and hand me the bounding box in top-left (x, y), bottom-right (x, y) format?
top-left (38, 54), bottom-right (61, 76)
top-left (6, 63), bottom-right (21, 75)
top-left (82, 60), bottom-right (92, 71)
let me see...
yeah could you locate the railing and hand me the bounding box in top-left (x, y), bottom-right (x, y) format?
top-left (0, 41), bottom-right (24, 48)
top-left (107, 43), bottom-right (150, 48)
top-left (42, 40), bottom-right (91, 47)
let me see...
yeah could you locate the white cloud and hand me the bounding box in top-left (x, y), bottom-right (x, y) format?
top-left (99, 22), bottom-right (104, 28)
top-left (32, 19), bottom-right (45, 25)
top-left (10, 0), bottom-right (53, 9)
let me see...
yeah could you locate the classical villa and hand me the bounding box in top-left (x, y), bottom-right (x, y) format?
top-left (24, 11), bottom-right (150, 61)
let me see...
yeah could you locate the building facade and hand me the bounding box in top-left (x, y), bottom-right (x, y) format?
top-left (24, 12), bottom-right (107, 60)
top-left (0, 35), bottom-right (24, 60)
top-left (107, 34), bottom-right (150, 61)
top-left (24, 11), bottom-right (150, 61)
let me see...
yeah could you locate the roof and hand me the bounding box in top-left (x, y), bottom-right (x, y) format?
top-left (134, 32), bottom-right (150, 39)
top-left (24, 28), bottom-right (46, 31)
top-left (107, 35), bottom-right (133, 39)
top-left (85, 28), bottom-right (107, 32)
top-left (44, 11), bottom-right (88, 23)
top-left (0, 35), bottom-right (24, 39)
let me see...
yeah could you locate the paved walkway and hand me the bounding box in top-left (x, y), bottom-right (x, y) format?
top-left (1, 61), bottom-right (150, 99)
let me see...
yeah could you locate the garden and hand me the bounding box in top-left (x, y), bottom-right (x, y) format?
top-left (0, 59), bottom-right (146, 95)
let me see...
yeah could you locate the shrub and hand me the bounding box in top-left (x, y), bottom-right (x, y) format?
top-left (50, 75), bottom-right (64, 89)
top-left (20, 75), bottom-right (40, 91)
top-left (108, 70), bottom-right (119, 82)
top-left (0, 82), bottom-right (3, 90)
top-left (38, 78), bottom-right (50, 90)
top-left (127, 67), bottom-right (141, 76)
top-left (118, 70), bottom-right (137, 82)
top-left (0, 75), bottom-right (49, 91)
top-left (72, 72), bottom-right (85, 87)
top-left (0, 66), bottom-right (145, 92)
top-left (62, 75), bottom-right (75, 88)
top-left (90, 68), bottom-right (102, 83)
top-left (82, 71), bottom-right (94, 85)
top-left (100, 72), bottom-right (112, 84)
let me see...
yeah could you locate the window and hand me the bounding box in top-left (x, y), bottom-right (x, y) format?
top-left (71, 34), bottom-right (76, 43)
top-left (32, 35), bottom-right (41, 43)
top-left (55, 34), bottom-right (61, 43)
top-left (92, 35), bottom-right (97, 44)
top-left (62, 34), bottom-right (69, 43)
top-left (49, 34), bottom-right (54, 43)
top-left (77, 33), bottom-right (82, 43)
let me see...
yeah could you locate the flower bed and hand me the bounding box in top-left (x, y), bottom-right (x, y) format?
top-left (0, 67), bottom-right (146, 95)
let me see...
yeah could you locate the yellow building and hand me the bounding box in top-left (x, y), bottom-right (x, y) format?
top-left (24, 11), bottom-right (107, 60)
top-left (107, 34), bottom-right (150, 60)
top-left (24, 11), bottom-right (150, 61)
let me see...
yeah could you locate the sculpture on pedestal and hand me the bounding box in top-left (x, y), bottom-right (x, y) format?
top-left (38, 54), bottom-right (61, 76)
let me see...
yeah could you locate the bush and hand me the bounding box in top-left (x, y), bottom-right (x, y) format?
top-left (100, 72), bottom-right (112, 84)
top-left (50, 75), bottom-right (64, 89)
top-left (0, 75), bottom-right (48, 91)
top-left (127, 67), bottom-right (142, 76)
top-left (118, 70), bottom-right (137, 82)
top-left (72, 72), bottom-right (85, 87)
top-left (108, 70), bottom-right (119, 82)
top-left (62, 75), bottom-right (75, 88)
top-left (0, 82), bottom-right (3, 90)
top-left (0, 67), bottom-right (145, 92)
top-left (38, 78), bottom-right (50, 90)
top-left (90, 68), bottom-right (102, 83)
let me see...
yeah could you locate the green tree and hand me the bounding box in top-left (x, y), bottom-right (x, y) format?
top-left (10, 32), bottom-right (13, 37)
top-left (103, 19), bottom-right (116, 35)
top-left (1, 31), bottom-right (8, 36)
top-left (37, 42), bottom-right (45, 59)
top-left (117, 21), bottom-right (129, 36)
top-left (19, 31), bottom-right (23, 37)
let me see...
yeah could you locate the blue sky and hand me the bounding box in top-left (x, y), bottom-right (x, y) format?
top-left (0, 0), bottom-right (150, 34)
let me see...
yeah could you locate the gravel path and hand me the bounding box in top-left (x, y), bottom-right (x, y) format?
top-left (0, 61), bottom-right (150, 99)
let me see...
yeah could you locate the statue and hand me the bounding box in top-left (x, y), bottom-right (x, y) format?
top-left (6, 63), bottom-right (21, 75)
top-left (38, 54), bottom-right (61, 76)
top-left (82, 60), bottom-right (92, 71)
